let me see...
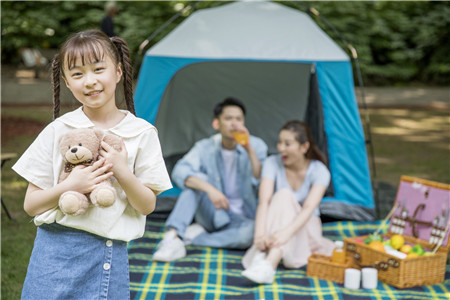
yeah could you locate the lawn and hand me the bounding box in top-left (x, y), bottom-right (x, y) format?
top-left (1, 104), bottom-right (449, 299)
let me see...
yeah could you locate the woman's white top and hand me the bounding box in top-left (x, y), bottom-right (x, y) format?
top-left (13, 107), bottom-right (172, 242)
top-left (261, 155), bottom-right (330, 216)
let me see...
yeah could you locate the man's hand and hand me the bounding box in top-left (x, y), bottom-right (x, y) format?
top-left (207, 187), bottom-right (230, 210)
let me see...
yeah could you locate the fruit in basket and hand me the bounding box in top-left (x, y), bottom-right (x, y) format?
top-left (407, 252), bottom-right (419, 258)
top-left (400, 244), bottom-right (412, 254)
top-left (410, 244), bottom-right (425, 256)
top-left (368, 241), bottom-right (385, 252)
top-left (390, 234), bottom-right (405, 250)
top-left (364, 233), bottom-right (383, 245)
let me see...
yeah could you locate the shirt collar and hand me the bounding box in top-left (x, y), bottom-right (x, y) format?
top-left (57, 107), bottom-right (155, 138)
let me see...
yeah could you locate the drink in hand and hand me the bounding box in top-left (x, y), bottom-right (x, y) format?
top-left (232, 131), bottom-right (249, 146)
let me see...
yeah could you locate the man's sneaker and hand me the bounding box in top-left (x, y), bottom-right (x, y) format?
top-left (184, 223), bottom-right (206, 245)
top-left (242, 259), bottom-right (275, 284)
top-left (152, 231), bottom-right (186, 262)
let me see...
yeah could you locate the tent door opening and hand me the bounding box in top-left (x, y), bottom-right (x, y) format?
top-left (154, 60), bottom-right (333, 197)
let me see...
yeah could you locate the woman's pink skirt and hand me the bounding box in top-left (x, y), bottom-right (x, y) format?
top-left (243, 189), bottom-right (335, 269)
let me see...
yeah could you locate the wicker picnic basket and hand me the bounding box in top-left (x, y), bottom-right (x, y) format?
top-left (344, 176), bottom-right (450, 289)
top-left (306, 254), bottom-right (351, 284)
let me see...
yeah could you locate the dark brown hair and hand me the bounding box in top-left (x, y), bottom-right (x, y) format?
top-left (51, 30), bottom-right (135, 119)
top-left (213, 97), bottom-right (246, 118)
top-left (281, 120), bottom-right (327, 166)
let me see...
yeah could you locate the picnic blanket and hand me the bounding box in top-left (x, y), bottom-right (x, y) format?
top-left (129, 212), bottom-right (450, 300)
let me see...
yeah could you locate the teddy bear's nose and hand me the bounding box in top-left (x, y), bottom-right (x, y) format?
top-left (71, 147), bottom-right (78, 153)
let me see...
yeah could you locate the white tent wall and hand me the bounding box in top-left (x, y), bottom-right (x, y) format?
top-left (134, 1), bottom-right (375, 221)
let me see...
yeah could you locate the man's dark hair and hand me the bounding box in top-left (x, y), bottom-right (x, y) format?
top-left (213, 97), bottom-right (246, 118)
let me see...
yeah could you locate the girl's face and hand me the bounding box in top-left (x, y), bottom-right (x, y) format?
top-left (63, 53), bottom-right (122, 111)
top-left (277, 129), bottom-right (309, 166)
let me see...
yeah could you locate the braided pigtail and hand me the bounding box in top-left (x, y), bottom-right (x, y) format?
top-left (111, 37), bottom-right (135, 115)
top-left (51, 53), bottom-right (61, 120)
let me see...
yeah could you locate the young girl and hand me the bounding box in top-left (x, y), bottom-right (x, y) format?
top-left (241, 120), bottom-right (335, 284)
top-left (12, 30), bottom-right (172, 299)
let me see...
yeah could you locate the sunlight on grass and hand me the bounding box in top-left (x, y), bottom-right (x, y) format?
top-left (367, 108), bottom-right (449, 187)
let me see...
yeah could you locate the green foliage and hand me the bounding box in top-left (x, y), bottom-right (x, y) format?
top-left (1, 1), bottom-right (449, 85)
top-left (290, 1), bottom-right (450, 85)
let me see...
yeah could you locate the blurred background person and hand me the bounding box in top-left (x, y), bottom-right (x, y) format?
top-left (101, 2), bottom-right (118, 37)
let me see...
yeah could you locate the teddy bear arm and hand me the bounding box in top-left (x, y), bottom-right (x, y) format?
top-left (102, 134), bottom-right (122, 151)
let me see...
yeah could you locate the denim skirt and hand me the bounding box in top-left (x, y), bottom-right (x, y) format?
top-left (21, 223), bottom-right (130, 300)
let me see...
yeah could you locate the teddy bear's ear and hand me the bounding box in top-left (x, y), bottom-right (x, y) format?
top-left (93, 129), bottom-right (104, 141)
top-left (58, 134), bottom-right (68, 154)
top-left (58, 134), bottom-right (65, 146)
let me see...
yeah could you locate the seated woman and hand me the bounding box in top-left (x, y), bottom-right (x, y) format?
top-left (241, 120), bottom-right (335, 284)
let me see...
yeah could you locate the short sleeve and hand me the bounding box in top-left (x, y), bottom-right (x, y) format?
top-left (12, 124), bottom-right (57, 189)
top-left (310, 161), bottom-right (331, 187)
top-left (134, 128), bottom-right (172, 195)
top-left (261, 155), bottom-right (278, 182)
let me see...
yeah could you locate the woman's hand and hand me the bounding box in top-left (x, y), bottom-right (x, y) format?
top-left (64, 158), bottom-right (113, 194)
top-left (266, 228), bottom-right (292, 249)
top-left (254, 234), bottom-right (267, 251)
top-left (99, 140), bottom-right (129, 177)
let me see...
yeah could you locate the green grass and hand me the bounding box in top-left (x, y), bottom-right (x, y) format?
top-left (366, 108), bottom-right (449, 186)
top-left (1, 105), bottom-right (449, 299)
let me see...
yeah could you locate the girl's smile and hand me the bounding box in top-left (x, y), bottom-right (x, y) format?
top-left (85, 90), bottom-right (103, 97)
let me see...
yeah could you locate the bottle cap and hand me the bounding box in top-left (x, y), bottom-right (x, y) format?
top-left (335, 240), bottom-right (344, 248)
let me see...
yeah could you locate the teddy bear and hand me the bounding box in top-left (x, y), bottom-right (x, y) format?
top-left (58, 128), bottom-right (122, 216)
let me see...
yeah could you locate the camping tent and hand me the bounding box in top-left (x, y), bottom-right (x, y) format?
top-left (134, 1), bottom-right (375, 221)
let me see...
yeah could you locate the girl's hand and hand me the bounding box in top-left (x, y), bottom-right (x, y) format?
top-left (254, 234), bottom-right (267, 251)
top-left (266, 228), bottom-right (292, 249)
top-left (64, 158), bottom-right (113, 194)
top-left (99, 140), bottom-right (129, 176)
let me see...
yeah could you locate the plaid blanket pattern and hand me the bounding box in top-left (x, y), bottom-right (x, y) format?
top-left (129, 213), bottom-right (450, 300)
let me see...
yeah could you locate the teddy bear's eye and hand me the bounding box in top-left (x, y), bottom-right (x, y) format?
top-left (68, 146), bottom-right (70, 149)
top-left (79, 143), bottom-right (82, 146)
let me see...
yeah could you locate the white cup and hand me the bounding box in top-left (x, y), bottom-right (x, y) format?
top-left (344, 268), bottom-right (361, 289)
top-left (362, 267), bottom-right (378, 289)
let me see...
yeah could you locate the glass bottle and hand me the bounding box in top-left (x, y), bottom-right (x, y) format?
top-left (331, 240), bottom-right (346, 264)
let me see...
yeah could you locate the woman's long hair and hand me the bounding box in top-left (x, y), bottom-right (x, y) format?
top-left (281, 120), bottom-right (327, 166)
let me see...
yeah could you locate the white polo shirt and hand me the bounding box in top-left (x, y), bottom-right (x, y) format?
top-left (13, 107), bottom-right (172, 242)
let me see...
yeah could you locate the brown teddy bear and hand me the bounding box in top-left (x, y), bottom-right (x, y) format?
top-left (58, 128), bottom-right (122, 216)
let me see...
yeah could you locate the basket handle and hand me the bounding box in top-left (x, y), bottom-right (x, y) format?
top-left (347, 245), bottom-right (400, 271)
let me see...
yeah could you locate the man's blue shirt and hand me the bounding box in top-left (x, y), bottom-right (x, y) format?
top-left (172, 133), bottom-right (268, 218)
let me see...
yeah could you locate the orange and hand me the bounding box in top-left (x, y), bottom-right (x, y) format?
top-left (400, 244), bottom-right (412, 254)
top-left (368, 241), bottom-right (385, 252)
top-left (390, 234), bottom-right (405, 250)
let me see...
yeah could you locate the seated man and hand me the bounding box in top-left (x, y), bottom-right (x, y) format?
top-left (153, 97), bottom-right (268, 262)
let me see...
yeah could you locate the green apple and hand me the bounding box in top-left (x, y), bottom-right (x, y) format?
top-left (410, 244), bottom-right (425, 256)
